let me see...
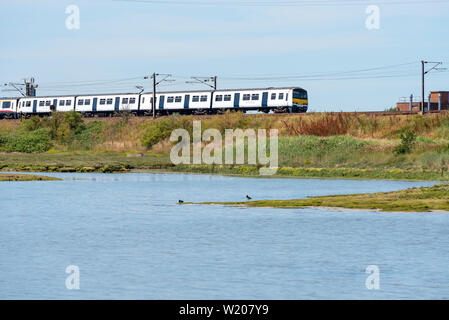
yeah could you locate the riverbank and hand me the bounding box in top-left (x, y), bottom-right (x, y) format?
top-left (0, 173), bottom-right (60, 181)
top-left (3, 112), bottom-right (449, 181)
top-left (2, 152), bottom-right (449, 181)
top-left (195, 183), bottom-right (449, 212)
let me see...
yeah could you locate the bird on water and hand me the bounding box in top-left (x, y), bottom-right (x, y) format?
top-left (246, 195), bottom-right (252, 200)
top-left (178, 200), bottom-right (184, 204)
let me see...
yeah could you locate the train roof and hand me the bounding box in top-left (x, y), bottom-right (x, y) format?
top-left (5, 87), bottom-right (306, 99)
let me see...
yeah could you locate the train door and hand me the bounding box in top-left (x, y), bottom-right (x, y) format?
top-left (32, 100), bottom-right (37, 113)
top-left (159, 95), bottom-right (165, 110)
top-left (262, 92), bottom-right (268, 107)
top-left (52, 99), bottom-right (57, 112)
top-left (114, 97), bottom-right (120, 111)
top-left (92, 98), bottom-right (97, 112)
top-left (234, 93), bottom-right (240, 108)
top-left (184, 94), bottom-right (190, 109)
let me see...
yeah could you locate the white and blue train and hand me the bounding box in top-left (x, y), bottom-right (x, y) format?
top-left (0, 86), bottom-right (308, 119)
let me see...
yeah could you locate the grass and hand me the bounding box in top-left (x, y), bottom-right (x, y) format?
top-left (196, 183), bottom-right (449, 212)
top-left (2, 112), bottom-right (449, 179)
top-left (0, 173), bottom-right (61, 181)
top-left (169, 164), bottom-right (449, 181)
top-left (0, 152), bottom-right (173, 173)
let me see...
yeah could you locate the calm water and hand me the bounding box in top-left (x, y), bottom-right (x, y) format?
top-left (0, 173), bottom-right (448, 299)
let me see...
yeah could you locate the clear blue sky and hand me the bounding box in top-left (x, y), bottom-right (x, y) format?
top-left (1, 0), bottom-right (448, 111)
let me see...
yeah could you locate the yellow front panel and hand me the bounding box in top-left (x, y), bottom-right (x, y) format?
top-left (293, 98), bottom-right (308, 105)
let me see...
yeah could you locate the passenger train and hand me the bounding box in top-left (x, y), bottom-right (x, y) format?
top-left (0, 87), bottom-right (308, 119)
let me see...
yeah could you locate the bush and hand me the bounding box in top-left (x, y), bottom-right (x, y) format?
top-left (3, 128), bottom-right (52, 153)
top-left (71, 120), bottom-right (107, 150)
top-left (64, 110), bottom-right (84, 132)
top-left (38, 111), bottom-right (85, 143)
top-left (22, 116), bottom-right (43, 131)
top-left (394, 129), bottom-right (416, 155)
top-left (141, 118), bottom-right (193, 149)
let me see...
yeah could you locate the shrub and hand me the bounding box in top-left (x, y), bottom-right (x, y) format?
top-left (3, 128), bottom-right (52, 153)
top-left (22, 116), bottom-right (43, 131)
top-left (141, 118), bottom-right (193, 149)
top-left (43, 111), bottom-right (85, 143)
top-left (64, 110), bottom-right (84, 132)
top-left (71, 120), bottom-right (107, 150)
top-left (394, 129), bottom-right (416, 155)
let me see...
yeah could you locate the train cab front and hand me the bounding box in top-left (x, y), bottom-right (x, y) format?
top-left (292, 88), bottom-right (308, 113)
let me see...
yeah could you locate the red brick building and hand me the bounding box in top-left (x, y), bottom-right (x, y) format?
top-left (397, 91), bottom-right (449, 112)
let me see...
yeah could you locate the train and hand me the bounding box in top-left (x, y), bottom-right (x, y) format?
top-left (0, 86), bottom-right (308, 119)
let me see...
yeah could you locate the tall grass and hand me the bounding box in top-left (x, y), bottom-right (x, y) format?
top-left (280, 112), bottom-right (449, 139)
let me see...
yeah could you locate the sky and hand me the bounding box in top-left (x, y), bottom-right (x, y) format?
top-left (1, 0), bottom-right (449, 111)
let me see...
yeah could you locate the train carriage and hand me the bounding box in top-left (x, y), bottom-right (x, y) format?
top-left (212, 87), bottom-right (307, 113)
top-left (140, 91), bottom-right (212, 115)
top-left (18, 95), bottom-right (76, 116)
top-left (75, 93), bottom-right (140, 116)
top-left (0, 98), bottom-right (18, 119)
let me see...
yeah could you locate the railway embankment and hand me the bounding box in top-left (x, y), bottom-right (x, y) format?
top-left (2, 111), bottom-right (449, 181)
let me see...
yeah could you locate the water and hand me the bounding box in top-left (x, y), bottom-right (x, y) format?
top-left (0, 173), bottom-right (448, 299)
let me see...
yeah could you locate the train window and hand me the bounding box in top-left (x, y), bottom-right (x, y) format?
top-left (39, 101), bottom-right (45, 107)
top-left (26, 101), bottom-right (31, 107)
top-left (243, 94), bottom-right (250, 101)
top-left (100, 99), bottom-right (106, 105)
top-left (271, 93), bottom-right (276, 100)
top-left (85, 99), bottom-right (91, 105)
top-left (66, 100), bottom-right (72, 106)
top-left (279, 93), bottom-right (284, 100)
top-left (78, 99), bottom-right (84, 106)
top-left (252, 94), bottom-right (259, 101)
top-left (293, 90), bottom-right (307, 99)
top-left (286, 94), bottom-right (288, 101)
top-left (224, 95), bottom-right (231, 101)
top-left (59, 100), bottom-right (65, 106)
top-left (215, 95), bottom-right (223, 102)
top-left (200, 95), bottom-right (208, 102)
top-left (130, 98), bottom-right (136, 104)
top-left (167, 96), bottom-right (174, 103)
top-left (175, 96), bottom-right (182, 103)
top-left (192, 96), bottom-right (199, 102)
top-left (106, 98), bottom-right (113, 104)
top-left (2, 101), bottom-right (11, 109)
top-left (46, 101), bottom-right (51, 106)
top-left (122, 98), bottom-right (129, 104)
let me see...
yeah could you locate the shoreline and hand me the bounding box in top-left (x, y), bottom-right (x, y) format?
top-left (1, 166), bottom-right (446, 182)
top-left (0, 173), bottom-right (61, 181)
top-left (191, 183), bottom-right (449, 213)
top-left (1, 159), bottom-right (447, 182)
